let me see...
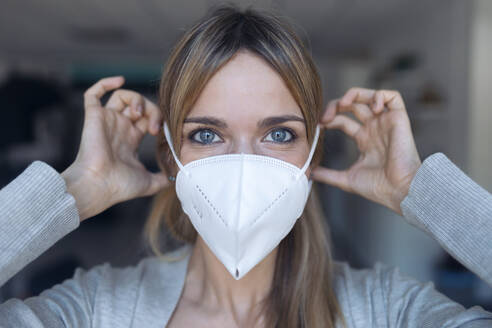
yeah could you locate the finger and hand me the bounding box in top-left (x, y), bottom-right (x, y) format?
top-left (106, 89), bottom-right (144, 121)
top-left (324, 97), bottom-right (374, 124)
top-left (106, 90), bottom-right (161, 135)
top-left (340, 87), bottom-right (407, 115)
top-left (323, 114), bottom-right (361, 140)
top-left (144, 172), bottom-right (170, 196)
top-left (122, 106), bottom-right (133, 119)
top-left (373, 91), bottom-right (385, 114)
top-left (341, 103), bottom-right (373, 123)
top-left (311, 166), bottom-right (351, 192)
top-left (340, 87), bottom-right (380, 117)
top-left (373, 90), bottom-right (406, 112)
top-left (134, 117), bottom-right (150, 135)
top-left (138, 98), bottom-right (162, 135)
top-left (339, 87), bottom-right (376, 107)
top-left (131, 93), bottom-right (144, 119)
top-left (321, 99), bottom-right (339, 122)
top-left (84, 76), bottom-right (125, 111)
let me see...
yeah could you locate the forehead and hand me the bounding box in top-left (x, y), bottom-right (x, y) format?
top-left (188, 50), bottom-right (302, 122)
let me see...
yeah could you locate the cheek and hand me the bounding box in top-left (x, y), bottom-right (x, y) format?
top-left (257, 136), bottom-right (310, 169)
top-left (263, 147), bottom-right (309, 169)
top-left (179, 142), bottom-right (226, 165)
top-left (179, 145), bottom-right (200, 165)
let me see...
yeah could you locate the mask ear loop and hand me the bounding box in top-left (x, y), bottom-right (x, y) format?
top-left (163, 122), bottom-right (190, 177)
top-left (296, 124), bottom-right (321, 180)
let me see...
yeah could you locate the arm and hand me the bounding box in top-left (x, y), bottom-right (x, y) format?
top-left (0, 161), bottom-right (97, 327)
top-left (314, 87), bottom-right (492, 326)
top-left (401, 152), bottom-right (492, 287)
top-left (0, 77), bottom-right (168, 326)
top-left (0, 161), bottom-right (79, 287)
top-left (313, 87), bottom-right (492, 285)
top-left (1, 265), bottom-right (105, 327)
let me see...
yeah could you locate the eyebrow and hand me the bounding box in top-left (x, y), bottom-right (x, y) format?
top-left (183, 115), bottom-right (305, 128)
top-left (183, 116), bottom-right (227, 128)
top-left (258, 115), bottom-right (305, 128)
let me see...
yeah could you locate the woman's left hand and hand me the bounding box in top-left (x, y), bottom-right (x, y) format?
top-left (311, 87), bottom-right (422, 216)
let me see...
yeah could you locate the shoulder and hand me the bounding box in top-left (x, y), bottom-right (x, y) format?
top-left (332, 260), bottom-right (405, 288)
top-left (331, 260), bottom-right (492, 327)
top-left (70, 245), bottom-right (191, 291)
top-left (48, 246), bottom-right (191, 309)
top-left (331, 259), bottom-right (444, 305)
top-left (20, 246), bottom-right (191, 327)
top-left (331, 261), bottom-right (430, 326)
top-left (331, 260), bottom-right (401, 305)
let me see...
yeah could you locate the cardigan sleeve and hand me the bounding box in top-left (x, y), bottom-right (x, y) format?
top-left (0, 161), bottom-right (104, 327)
top-left (332, 261), bottom-right (492, 328)
top-left (0, 161), bottom-right (80, 287)
top-left (373, 152), bottom-right (492, 327)
top-left (334, 154), bottom-right (492, 328)
top-left (400, 152), bottom-right (492, 287)
top-left (1, 265), bottom-right (107, 327)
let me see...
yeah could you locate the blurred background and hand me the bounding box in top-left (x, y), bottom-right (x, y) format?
top-left (1, 0), bottom-right (491, 311)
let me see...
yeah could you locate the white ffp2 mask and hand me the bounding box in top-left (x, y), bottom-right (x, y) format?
top-left (163, 122), bottom-right (320, 280)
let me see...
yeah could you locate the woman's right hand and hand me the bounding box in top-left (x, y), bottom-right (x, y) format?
top-left (61, 76), bottom-right (169, 222)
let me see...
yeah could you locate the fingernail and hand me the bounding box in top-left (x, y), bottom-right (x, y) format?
top-left (137, 105), bottom-right (143, 115)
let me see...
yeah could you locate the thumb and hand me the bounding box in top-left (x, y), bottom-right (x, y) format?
top-left (311, 167), bottom-right (351, 192)
top-left (145, 172), bottom-right (171, 196)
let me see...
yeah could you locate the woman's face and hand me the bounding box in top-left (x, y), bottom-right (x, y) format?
top-left (180, 50), bottom-right (311, 173)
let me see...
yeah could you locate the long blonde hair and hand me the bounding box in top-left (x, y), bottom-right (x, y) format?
top-left (145, 5), bottom-right (345, 327)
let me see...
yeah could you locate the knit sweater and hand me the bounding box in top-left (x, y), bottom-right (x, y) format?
top-left (0, 152), bottom-right (492, 327)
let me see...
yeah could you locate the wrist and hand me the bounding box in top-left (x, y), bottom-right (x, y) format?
top-left (390, 187), bottom-right (407, 216)
top-left (61, 165), bottom-right (108, 222)
top-left (391, 163), bottom-right (422, 216)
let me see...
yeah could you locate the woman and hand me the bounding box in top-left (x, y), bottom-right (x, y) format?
top-left (1, 5), bottom-right (492, 328)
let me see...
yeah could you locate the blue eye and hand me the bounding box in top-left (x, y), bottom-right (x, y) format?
top-left (190, 129), bottom-right (221, 144)
top-left (264, 128), bottom-right (294, 143)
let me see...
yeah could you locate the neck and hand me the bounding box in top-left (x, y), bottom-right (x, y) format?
top-left (184, 236), bottom-right (277, 322)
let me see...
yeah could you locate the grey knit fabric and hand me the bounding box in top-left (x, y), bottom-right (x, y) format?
top-left (1, 152), bottom-right (491, 327)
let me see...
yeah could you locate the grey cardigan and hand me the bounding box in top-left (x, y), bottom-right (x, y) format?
top-left (1, 152), bottom-right (492, 327)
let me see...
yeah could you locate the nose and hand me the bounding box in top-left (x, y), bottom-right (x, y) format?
top-left (229, 135), bottom-right (256, 155)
